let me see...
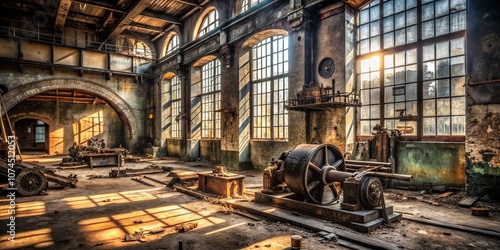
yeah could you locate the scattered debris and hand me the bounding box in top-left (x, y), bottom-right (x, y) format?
top-left (438, 191), bottom-right (454, 198)
top-left (87, 174), bottom-right (109, 179)
top-left (124, 228), bottom-right (165, 242)
top-left (174, 222), bottom-right (198, 232)
top-left (131, 177), bottom-right (157, 187)
top-left (133, 219), bottom-right (144, 224)
top-left (101, 199), bottom-right (111, 202)
top-left (323, 233), bottom-right (338, 242)
top-left (248, 223), bottom-right (255, 226)
top-left (421, 199), bottom-right (441, 206)
top-left (443, 232), bottom-right (452, 236)
top-left (459, 196), bottom-right (478, 208)
top-left (471, 207), bottom-right (489, 217)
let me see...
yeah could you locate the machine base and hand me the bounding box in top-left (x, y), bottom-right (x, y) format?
top-left (254, 192), bottom-right (401, 233)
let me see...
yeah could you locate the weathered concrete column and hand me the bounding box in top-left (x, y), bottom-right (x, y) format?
top-left (465, 0), bottom-right (500, 199)
top-left (175, 64), bottom-right (191, 161)
top-left (286, 4), bottom-right (310, 147)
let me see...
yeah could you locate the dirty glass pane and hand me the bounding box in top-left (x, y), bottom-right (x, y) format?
top-left (437, 98), bottom-right (451, 115)
top-left (451, 96), bottom-right (465, 115)
top-left (360, 89), bottom-right (370, 105)
top-left (424, 81), bottom-right (436, 98)
top-left (451, 77), bottom-right (465, 96)
top-left (384, 1), bottom-right (394, 16)
top-left (395, 102), bottom-right (406, 114)
top-left (436, 59), bottom-right (449, 78)
top-left (451, 0), bottom-right (466, 11)
top-left (450, 56), bottom-right (465, 76)
top-left (423, 44), bottom-right (435, 61)
top-left (371, 37), bottom-right (381, 51)
top-left (385, 69), bottom-right (395, 85)
top-left (360, 9), bottom-right (370, 24)
top-left (371, 105), bottom-right (381, 118)
top-left (407, 49), bottom-right (417, 63)
top-left (452, 116), bottom-right (465, 135)
top-left (423, 117), bottom-right (436, 135)
top-left (423, 100), bottom-right (436, 116)
top-left (395, 67), bottom-right (406, 84)
top-left (422, 3), bottom-right (434, 21)
top-left (384, 33), bottom-right (394, 48)
top-left (371, 21), bottom-right (381, 36)
top-left (371, 6), bottom-right (381, 20)
top-left (385, 54), bottom-right (394, 68)
top-left (422, 20), bottom-right (434, 40)
top-left (423, 61), bottom-right (435, 80)
top-left (371, 88), bottom-right (380, 104)
top-left (395, 0), bottom-right (405, 13)
top-left (395, 12), bottom-right (406, 29)
top-left (436, 41), bottom-right (449, 59)
top-left (406, 64), bottom-right (417, 82)
top-left (450, 37), bottom-right (464, 56)
top-left (437, 117), bottom-right (450, 135)
top-left (451, 11), bottom-right (466, 32)
top-left (384, 17), bottom-right (394, 32)
top-left (395, 29), bottom-right (406, 45)
top-left (436, 79), bottom-right (450, 97)
top-left (385, 87), bottom-right (394, 102)
top-left (406, 83), bottom-right (417, 101)
top-left (385, 103), bottom-right (395, 117)
top-left (406, 101), bottom-right (417, 116)
top-left (369, 72), bottom-right (379, 88)
top-left (370, 0), bottom-right (380, 6)
top-left (407, 0), bottom-right (417, 9)
top-left (407, 8), bottom-right (417, 25)
top-left (395, 51), bottom-right (405, 66)
top-left (360, 58), bottom-right (370, 73)
top-left (360, 39), bottom-right (370, 54)
top-left (394, 86), bottom-right (406, 102)
top-left (361, 120), bottom-right (371, 135)
top-left (435, 0), bottom-right (449, 17)
top-left (385, 119), bottom-right (395, 130)
top-left (407, 25), bottom-right (417, 43)
top-left (435, 16), bottom-right (449, 36)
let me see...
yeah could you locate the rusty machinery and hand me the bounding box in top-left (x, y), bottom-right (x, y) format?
top-left (0, 87), bottom-right (77, 196)
top-left (65, 137), bottom-right (126, 169)
top-left (263, 144), bottom-right (412, 211)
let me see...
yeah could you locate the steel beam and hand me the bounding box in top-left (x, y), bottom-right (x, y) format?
top-left (140, 10), bottom-right (180, 24)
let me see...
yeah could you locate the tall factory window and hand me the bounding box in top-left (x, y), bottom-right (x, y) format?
top-left (356, 0), bottom-right (466, 139)
top-left (170, 76), bottom-right (182, 138)
top-left (197, 9), bottom-right (219, 38)
top-left (201, 59), bottom-right (221, 139)
top-left (35, 121), bottom-right (46, 143)
top-left (251, 35), bottom-right (289, 140)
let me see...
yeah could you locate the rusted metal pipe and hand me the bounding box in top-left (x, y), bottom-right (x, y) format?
top-left (363, 172), bottom-right (412, 182)
top-left (344, 160), bottom-right (392, 166)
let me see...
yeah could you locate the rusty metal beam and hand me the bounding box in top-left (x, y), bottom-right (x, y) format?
top-left (174, 0), bottom-right (199, 7)
top-left (98, 0), bottom-right (127, 32)
top-left (129, 22), bottom-right (163, 33)
top-left (72, 0), bottom-right (126, 13)
top-left (140, 10), bottom-right (180, 24)
top-left (100, 0), bottom-right (151, 48)
top-left (55, 0), bottom-right (72, 32)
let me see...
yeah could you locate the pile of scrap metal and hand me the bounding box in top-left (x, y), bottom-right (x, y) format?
top-left (62, 138), bottom-right (129, 169)
top-left (0, 157), bottom-right (78, 196)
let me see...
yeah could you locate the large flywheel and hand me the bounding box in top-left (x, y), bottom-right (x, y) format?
top-left (283, 144), bottom-right (345, 205)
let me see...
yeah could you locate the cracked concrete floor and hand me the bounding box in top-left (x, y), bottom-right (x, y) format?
top-left (1, 155), bottom-right (499, 250)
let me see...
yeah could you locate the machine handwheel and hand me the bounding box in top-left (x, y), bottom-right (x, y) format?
top-left (284, 144), bottom-right (345, 205)
top-left (16, 169), bottom-right (47, 196)
top-left (359, 177), bottom-right (383, 209)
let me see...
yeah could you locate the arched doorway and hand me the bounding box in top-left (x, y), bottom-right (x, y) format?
top-left (14, 119), bottom-right (48, 153)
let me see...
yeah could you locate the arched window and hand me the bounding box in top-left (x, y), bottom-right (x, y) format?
top-left (166, 34), bottom-right (179, 55)
top-left (356, 0), bottom-right (467, 139)
top-left (201, 59), bottom-right (221, 138)
top-left (251, 35), bottom-right (289, 140)
top-left (241, 0), bottom-right (263, 13)
top-left (134, 42), bottom-right (146, 56)
top-left (197, 9), bottom-right (218, 38)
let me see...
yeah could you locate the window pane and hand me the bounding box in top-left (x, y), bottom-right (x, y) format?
top-left (423, 99), bottom-right (436, 116)
top-left (437, 117), bottom-right (451, 135)
top-left (437, 98), bottom-right (451, 115)
top-left (423, 117), bottom-right (436, 135)
top-left (452, 116), bottom-right (465, 135)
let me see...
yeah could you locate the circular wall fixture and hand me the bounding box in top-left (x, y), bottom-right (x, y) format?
top-left (318, 57), bottom-right (335, 78)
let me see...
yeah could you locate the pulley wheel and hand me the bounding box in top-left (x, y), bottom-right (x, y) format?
top-left (284, 144), bottom-right (345, 205)
top-left (15, 169), bottom-right (47, 196)
top-left (359, 177), bottom-right (383, 209)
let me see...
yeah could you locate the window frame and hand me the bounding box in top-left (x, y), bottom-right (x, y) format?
top-left (200, 59), bottom-right (221, 139)
top-left (166, 34), bottom-right (179, 56)
top-left (356, 0), bottom-right (466, 142)
top-left (250, 35), bottom-right (289, 141)
top-left (169, 75), bottom-right (182, 139)
top-left (197, 9), bottom-right (219, 38)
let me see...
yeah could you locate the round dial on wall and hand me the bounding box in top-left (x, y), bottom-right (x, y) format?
top-left (318, 57), bottom-right (335, 78)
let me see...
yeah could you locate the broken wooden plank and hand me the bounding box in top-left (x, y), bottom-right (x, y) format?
top-left (471, 207), bottom-right (489, 217)
top-left (458, 196), bottom-right (478, 208)
top-left (230, 201), bottom-right (400, 250)
top-left (175, 185), bottom-right (216, 199)
top-left (143, 175), bottom-right (168, 185)
top-left (438, 191), bottom-right (454, 198)
top-left (404, 216), bottom-right (500, 238)
top-left (131, 177), bottom-right (156, 187)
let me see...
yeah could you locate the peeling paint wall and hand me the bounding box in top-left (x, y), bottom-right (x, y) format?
top-left (465, 0), bottom-right (500, 199)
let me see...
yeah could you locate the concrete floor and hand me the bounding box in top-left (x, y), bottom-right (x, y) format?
top-left (1, 155), bottom-right (499, 249)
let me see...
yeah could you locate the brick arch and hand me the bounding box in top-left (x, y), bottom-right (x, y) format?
top-left (1, 78), bottom-right (139, 150)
